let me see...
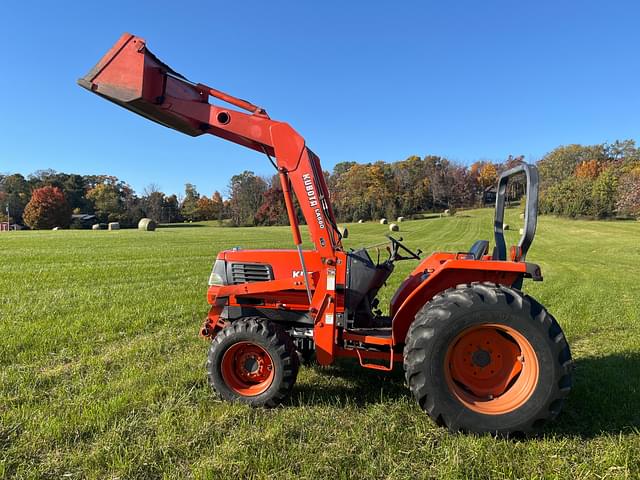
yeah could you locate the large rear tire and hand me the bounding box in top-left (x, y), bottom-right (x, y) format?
top-left (207, 317), bottom-right (299, 407)
top-left (403, 283), bottom-right (572, 435)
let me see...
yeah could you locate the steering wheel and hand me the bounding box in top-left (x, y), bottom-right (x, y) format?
top-left (386, 235), bottom-right (422, 262)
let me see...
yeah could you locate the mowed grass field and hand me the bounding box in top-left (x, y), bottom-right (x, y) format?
top-left (1, 208), bottom-right (639, 479)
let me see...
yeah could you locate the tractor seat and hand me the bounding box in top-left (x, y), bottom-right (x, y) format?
top-left (468, 240), bottom-right (489, 260)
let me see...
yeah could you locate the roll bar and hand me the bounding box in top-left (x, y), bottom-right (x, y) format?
top-left (493, 163), bottom-right (539, 261)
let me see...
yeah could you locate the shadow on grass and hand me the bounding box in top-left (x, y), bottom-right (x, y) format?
top-left (547, 353), bottom-right (640, 437)
top-left (290, 360), bottom-right (409, 407)
top-left (291, 354), bottom-right (640, 437)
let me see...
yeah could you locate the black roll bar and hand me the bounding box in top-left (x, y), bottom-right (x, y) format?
top-left (493, 163), bottom-right (539, 261)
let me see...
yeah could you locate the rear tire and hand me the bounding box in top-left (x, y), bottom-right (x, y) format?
top-left (207, 317), bottom-right (299, 407)
top-left (403, 282), bottom-right (572, 435)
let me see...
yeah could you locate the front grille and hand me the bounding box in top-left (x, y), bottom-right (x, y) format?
top-left (229, 263), bottom-right (273, 284)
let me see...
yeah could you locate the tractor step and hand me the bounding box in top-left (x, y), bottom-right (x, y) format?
top-left (342, 328), bottom-right (396, 371)
top-left (343, 328), bottom-right (393, 346)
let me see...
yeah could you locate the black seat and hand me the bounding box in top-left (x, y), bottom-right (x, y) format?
top-left (468, 240), bottom-right (489, 260)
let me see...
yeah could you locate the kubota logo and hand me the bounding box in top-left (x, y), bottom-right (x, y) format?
top-left (302, 173), bottom-right (325, 230)
top-left (292, 270), bottom-right (314, 278)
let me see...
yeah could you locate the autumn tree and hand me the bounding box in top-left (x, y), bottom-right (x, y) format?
top-left (574, 159), bottom-right (601, 179)
top-left (84, 176), bottom-right (139, 226)
top-left (28, 170), bottom-right (92, 213)
top-left (424, 156), bottom-right (453, 210)
top-left (616, 168), bottom-right (640, 217)
top-left (331, 163), bottom-right (377, 221)
top-left (23, 186), bottom-right (71, 229)
top-left (228, 171), bottom-right (267, 226)
top-left (478, 163), bottom-right (498, 190)
top-left (392, 156), bottom-right (430, 215)
top-left (450, 167), bottom-right (476, 208)
top-left (195, 191), bottom-right (225, 221)
top-left (367, 161), bottom-right (398, 219)
top-left (86, 183), bottom-right (122, 222)
top-left (538, 144), bottom-right (607, 189)
top-left (255, 177), bottom-right (288, 226)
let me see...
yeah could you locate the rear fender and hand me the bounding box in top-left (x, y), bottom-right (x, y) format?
top-left (390, 256), bottom-right (533, 345)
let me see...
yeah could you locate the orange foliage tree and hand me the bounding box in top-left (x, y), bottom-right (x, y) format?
top-left (574, 159), bottom-right (601, 179)
top-left (23, 186), bottom-right (71, 229)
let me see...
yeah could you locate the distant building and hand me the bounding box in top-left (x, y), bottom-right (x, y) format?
top-left (0, 223), bottom-right (21, 231)
top-left (483, 186), bottom-right (497, 204)
top-left (71, 214), bottom-right (97, 228)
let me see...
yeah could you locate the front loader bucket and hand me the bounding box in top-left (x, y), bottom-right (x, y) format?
top-left (78, 33), bottom-right (206, 136)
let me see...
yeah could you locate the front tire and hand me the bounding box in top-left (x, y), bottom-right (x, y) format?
top-left (404, 283), bottom-right (572, 435)
top-left (207, 317), bottom-right (299, 407)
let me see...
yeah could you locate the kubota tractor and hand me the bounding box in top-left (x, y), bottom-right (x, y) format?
top-left (79, 33), bottom-right (572, 435)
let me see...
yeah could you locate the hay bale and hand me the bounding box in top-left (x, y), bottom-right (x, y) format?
top-left (519, 228), bottom-right (524, 235)
top-left (503, 224), bottom-right (509, 230)
top-left (338, 226), bottom-right (349, 238)
top-left (389, 223), bottom-right (400, 232)
top-left (138, 218), bottom-right (157, 231)
top-left (379, 218), bottom-right (387, 225)
top-left (519, 213), bottom-right (525, 219)
top-left (92, 224), bottom-right (102, 230)
top-left (358, 219), bottom-right (364, 224)
top-left (444, 209), bottom-right (450, 216)
top-left (108, 222), bottom-right (120, 231)
top-left (397, 216), bottom-right (404, 222)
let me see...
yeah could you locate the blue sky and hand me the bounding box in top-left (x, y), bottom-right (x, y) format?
top-left (1, 0), bottom-right (638, 198)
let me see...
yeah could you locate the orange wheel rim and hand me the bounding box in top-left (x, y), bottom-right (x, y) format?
top-left (445, 324), bottom-right (539, 415)
top-left (221, 342), bottom-right (274, 396)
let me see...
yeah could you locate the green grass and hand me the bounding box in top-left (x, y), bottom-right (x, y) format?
top-left (1, 209), bottom-right (639, 479)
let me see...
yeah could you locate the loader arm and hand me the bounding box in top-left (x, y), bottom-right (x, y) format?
top-left (78, 33), bottom-right (341, 261)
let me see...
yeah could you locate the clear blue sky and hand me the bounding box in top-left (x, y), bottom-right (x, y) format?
top-left (1, 0), bottom-right (638, 198)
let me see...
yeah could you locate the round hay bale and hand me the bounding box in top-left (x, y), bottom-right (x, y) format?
top-left (397, 216), bottom-right (404, 222)
top-left (92, 224), bottom-right (102, 230)
top-left (358, 219), bottom-right (364, 224)
top-left (519, 213), bottom-right (525, 219)
top-left (108, 222), bottom-right (120, 231)
top-left (444, 209), bottom-right (450, 216)
top-left (379, 218), bottom-right (387, 225)
top-left (338, 226), bottom-right (349, 238)
top-left (138, 218), bottom-right (157, 231)
top-left (389, 223), bottom-right (400, 232)
top-left (503, 224), bottom-right (510, 230)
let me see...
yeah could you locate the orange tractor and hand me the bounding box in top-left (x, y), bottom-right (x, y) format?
top-left (79, 33), bottom-right (572, 435)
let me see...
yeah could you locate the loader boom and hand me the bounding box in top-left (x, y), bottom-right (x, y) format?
top-left (78, 33), bottom-right (342, 260)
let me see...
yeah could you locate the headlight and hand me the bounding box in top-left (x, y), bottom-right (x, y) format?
top-left (208, 260), bottom-right (227, 286)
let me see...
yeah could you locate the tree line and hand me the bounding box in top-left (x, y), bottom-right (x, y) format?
top-left (1, 140), bottom-right (639, 229)
top-left (537, 140), bottom-right (640, 218)
top-left (0, 171), bottom-right (221, 229)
